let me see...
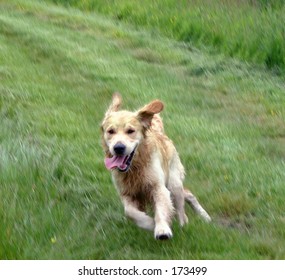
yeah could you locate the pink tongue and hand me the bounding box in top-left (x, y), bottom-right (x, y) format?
top-left (104, 155), bottom-right (128, 170)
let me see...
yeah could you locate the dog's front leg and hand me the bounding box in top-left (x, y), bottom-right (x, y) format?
top-left (153, 186), bottom-right (174, 240)
top-left (122, 196), bottom-right (155, 231)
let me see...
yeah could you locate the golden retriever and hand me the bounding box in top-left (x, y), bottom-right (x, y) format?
top-left (101, 93), bottom-right (211, 240)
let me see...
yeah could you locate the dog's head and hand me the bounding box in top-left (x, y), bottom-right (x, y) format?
top-left (101, 93), bottom-right (164, 172)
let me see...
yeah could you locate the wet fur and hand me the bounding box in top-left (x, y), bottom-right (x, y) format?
top-left (101, 93), bottom-right (211, 240)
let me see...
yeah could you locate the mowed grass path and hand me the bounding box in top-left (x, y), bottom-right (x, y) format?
top-left (1, 0), bottom-right (285, 259)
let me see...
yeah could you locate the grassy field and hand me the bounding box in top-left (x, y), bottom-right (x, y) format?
top-left (0, 0), bottom-right (285, 259)
top-left (47, 0), bottom-right (285, 72)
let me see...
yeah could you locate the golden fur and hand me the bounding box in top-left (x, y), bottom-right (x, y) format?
top-left (101, 93), bottom-right (211, 240)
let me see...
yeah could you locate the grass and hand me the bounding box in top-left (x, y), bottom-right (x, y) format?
top-left (46, 0), bottom-right (285, 72)
top-left (0, 0), bottom-right (285, 259)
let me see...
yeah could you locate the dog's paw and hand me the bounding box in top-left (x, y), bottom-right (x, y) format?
top-left (199, 210), bottom-right (212, 223)
top-left (179, 214), bottom-right (189, 227)
top-left (202, 212), bottom-right (212, 223)
top-left (154, 224), bottom-right (173, 240)
top-left (137, 216), bottom-right (155, 231)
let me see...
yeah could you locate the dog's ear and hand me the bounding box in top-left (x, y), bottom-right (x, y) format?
top-left (137, 100), bottom-right (164, 128)
top-left (105, 92), bottom-right (122, 116)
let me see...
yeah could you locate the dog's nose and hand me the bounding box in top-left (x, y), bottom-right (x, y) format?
top-left (114, 143), bottom-right (126, 155)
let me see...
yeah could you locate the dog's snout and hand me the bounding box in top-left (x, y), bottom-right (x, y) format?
top-left (114, 143), bottom-right (126, 155)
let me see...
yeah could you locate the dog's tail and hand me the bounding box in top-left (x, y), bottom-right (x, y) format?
top-left (184, 189), bottom-right (211, 222)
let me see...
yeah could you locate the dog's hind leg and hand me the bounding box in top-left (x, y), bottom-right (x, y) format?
top-left (168, 155), bottom-right (189, 226)
top-left (122, 196), bottom-right (155, 231)
top-left (184, 189), bottom-right (211, 222)
top-left (171, 187), bottom-right (189, 226)
top-left (168, 172), bottom-right (188, 226)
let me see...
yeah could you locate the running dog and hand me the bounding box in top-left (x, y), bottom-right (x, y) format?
top-left (101, 93), bottom-right (211, 240)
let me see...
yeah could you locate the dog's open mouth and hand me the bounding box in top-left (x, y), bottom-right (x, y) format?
top-left (104, 148), bottom-right (136, 172)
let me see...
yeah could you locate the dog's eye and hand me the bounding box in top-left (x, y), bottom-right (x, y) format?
top-left (126, 128), bottom-right (135, 134)
top-left (107, 129), bottom-right (115, 135)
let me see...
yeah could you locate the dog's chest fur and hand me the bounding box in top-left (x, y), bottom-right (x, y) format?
top-left (113, 140), bottom-right (153, 197)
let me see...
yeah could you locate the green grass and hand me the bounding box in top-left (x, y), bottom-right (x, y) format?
top-left (46, 0), bottom-right (285, 72)
top-left (0, 0), bottom-right (285, 259)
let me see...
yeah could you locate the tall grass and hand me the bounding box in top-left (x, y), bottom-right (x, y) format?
top-left (46, 0), bottom-right (285, 72)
